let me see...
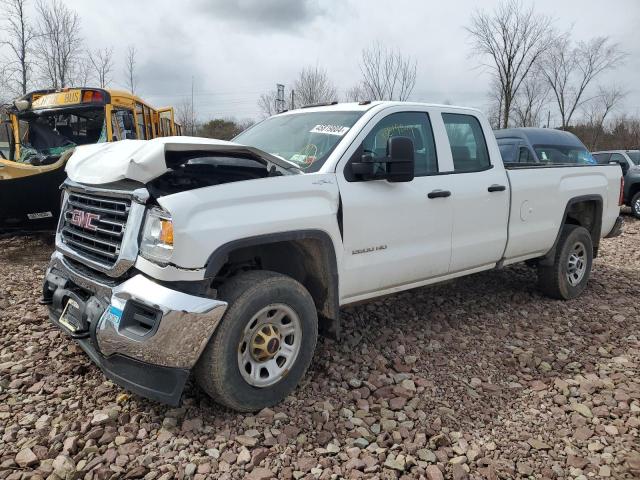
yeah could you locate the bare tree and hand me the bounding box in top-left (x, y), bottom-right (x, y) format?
top-left (124, 45), bottom-right (137, 94)
top-left (176, 97), bottom-right (197, 135)
top-left (512, 71), bottom-right (550, 127)
top-left (357, 43), bottom-right (416, 101)
top-left (466, 0), bottom-right (555, 128)
top-left (344, 83), bottom-right (367, 102)
top-left (541, 35), bottom-right (626, 129)
top-left (35, 0), bottom-right (83, 89)
top-left (486, 77), bottom-right (505, 129)
top-left (292, 65), bottom-right (337, 107)
top-left (75, 54), bottom-right (91, 86)
top-left (582, 85), bottom-right (627, 149)
top-left (88, 47), bottom-right (113, 88)
top-left (1, 0), bottom-right (36, 95)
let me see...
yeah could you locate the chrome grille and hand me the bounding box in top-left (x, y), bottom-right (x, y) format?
top-left (60, 192), bottom-right (131, 267)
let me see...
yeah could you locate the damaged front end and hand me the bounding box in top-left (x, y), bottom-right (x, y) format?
top-left (42, 138), bottom-right (297, 404)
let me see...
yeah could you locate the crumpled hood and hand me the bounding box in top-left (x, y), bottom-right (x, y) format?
top-left (66, 136), bottom-right (299, 185)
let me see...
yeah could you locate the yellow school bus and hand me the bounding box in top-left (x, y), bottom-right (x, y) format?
top-left (0, 88), bottom-right (182, 231)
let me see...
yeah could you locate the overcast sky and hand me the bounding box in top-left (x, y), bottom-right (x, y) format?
top-left (62, 0), bottom-right (640, 123)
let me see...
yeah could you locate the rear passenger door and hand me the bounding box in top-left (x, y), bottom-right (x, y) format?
top-left (438, 112), bottom-right (510, 272)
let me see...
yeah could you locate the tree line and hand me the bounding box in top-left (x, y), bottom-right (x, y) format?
top-left (466, 0), bottom-right (630, 138)
top-left (0, 0), bottom-right (137, 101)
top-left (2, 0), bottom-right (637, 149)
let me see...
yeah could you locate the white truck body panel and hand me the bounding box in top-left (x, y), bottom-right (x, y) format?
top-left (157, 173), bottom-right (342, 271)
top-left (503, 167), bottom-right (619, 261)
top-left (60, 102), bottom-right (623, 306)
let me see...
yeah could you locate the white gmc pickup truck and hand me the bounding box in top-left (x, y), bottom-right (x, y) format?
top-left (42, 101), bottom-right (624, 411)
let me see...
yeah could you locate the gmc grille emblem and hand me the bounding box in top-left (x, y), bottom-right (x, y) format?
top-left (70, 210), bottom-right (100, 231)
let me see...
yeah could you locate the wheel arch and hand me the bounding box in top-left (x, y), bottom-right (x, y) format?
top-left (204, 230), bottom-right (340, 338)
top-left (539, 195), bottom-right (603, 266)
top-left (628, 180), bottom-right (640, 205)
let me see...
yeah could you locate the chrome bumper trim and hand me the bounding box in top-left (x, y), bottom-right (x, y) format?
top-left (49, 251), bottom-right (227, 370)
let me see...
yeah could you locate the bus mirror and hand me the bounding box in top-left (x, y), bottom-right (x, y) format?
top-left (14, 99), bottom-right (30, 111)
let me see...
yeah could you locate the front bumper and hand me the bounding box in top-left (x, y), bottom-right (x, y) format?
top-left (605, 215), bottom-right (624, 238)
top-left (43, 251), bottom-right (227, 405)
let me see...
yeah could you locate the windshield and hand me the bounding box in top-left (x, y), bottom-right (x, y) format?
top-left (628, 151), bottom-right (640, 165)
top-left (233, 111), bottom-right (364, 172)
top-left (533, 144), bottom-right (596, 165)
top-left (16, 106), bottom-right (106, 164)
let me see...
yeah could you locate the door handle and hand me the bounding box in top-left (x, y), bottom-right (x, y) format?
top-left (427, 189), bottom-right (451, 199)
top-left (488, 184), bottom-right (506, 192)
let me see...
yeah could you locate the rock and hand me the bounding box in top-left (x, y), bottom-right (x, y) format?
top-left (206, 448), bottom-right (220, 459)
top-left (52, 455), bottom-right (75, 479)
top-left (573, 426), bottom-right (593, 442)
top-left (246, 468), bottom-right (274, 480)
top-left (383, 453), bottom-right (406, 471)
top-left (517, 461), bottom-right (533, 475)
top-left (572, 403), bottom-right (593, 418)
top-left (452, 463), bottom-right (469, 480)
top-left (237, 447), bottom-right (251, 465)
top-left (426, 464), bottom-right (444, 480)
top-left (91, 412), bottom-right (110, 425)
top-left (236, 434), bottom-right (258, 447)
top-left (185, 463), bottom-right (197, 476)
top-left (15, 448), bottom-right (38, 468)
top-left (416, 449), bottom-right (436, 463)
top-left (528, 438), bottom-right (551, 450)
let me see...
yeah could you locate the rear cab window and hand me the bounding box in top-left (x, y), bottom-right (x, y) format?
top-left (442, 113), bottom-right (491, 172)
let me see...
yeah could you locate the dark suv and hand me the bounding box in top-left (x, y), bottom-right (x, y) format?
top-left (592, 150), bottom-right (640, 218)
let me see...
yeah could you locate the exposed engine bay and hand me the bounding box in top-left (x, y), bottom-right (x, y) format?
top-left (147, 151), bottom-right (288, 197)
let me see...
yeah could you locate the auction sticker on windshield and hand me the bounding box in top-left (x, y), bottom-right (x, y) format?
top-left (310, 124), bottom-right (350, 136)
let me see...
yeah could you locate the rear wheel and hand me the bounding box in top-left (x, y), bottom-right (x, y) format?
top-left (537, 225), bottom-right (593, 300)
top-left (195, 270), bottom-right (318, 412)
top-left (631, 192), bottom-right (640, 219)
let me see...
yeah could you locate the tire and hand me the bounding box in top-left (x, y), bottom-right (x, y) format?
top-left (195, 270), bottom-right (318, 412)
top-left (537, 225), bottom-right (593, 300)
top-left (631, 192), bottom-right (640, 219)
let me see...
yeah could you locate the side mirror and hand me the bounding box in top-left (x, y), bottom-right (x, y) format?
top-left (125, 131), bottom-right (137, 140)
top-left (386, 136), bottom-right (414, 182)
top-left (350, 137), bottom-right (415, 182)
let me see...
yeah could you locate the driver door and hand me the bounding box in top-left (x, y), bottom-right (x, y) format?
top-left (336, 108), bottom-right (454, 302)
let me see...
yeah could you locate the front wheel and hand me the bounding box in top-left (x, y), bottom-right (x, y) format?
top-left (631, 192), bottom-right (640, 219)
top-left (195, 270), bottom-right (318, 412)
top-left (537, 225), bottom-right (593, 300)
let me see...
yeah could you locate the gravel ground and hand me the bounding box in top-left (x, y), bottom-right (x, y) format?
top-left (0, 216), bottom-right (638, 480)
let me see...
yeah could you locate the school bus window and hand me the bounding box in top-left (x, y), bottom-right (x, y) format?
top-left (135, 103), bottom-right (146, 140)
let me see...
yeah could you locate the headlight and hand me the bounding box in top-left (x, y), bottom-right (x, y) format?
top-left (140, 207), bottom-right (174, 264)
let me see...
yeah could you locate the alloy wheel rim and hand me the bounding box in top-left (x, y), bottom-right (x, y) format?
top-left (634, 199), bottom-right (640, 215)
top-left (237, 304), bottom-right (302, 387)
top-left (566, 241), bottom-right (587, 287)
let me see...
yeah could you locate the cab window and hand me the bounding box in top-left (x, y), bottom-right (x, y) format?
top-left (442, 113), bottom-right (490, 172)
top-left (361, 112), bottom-right (438, 176)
